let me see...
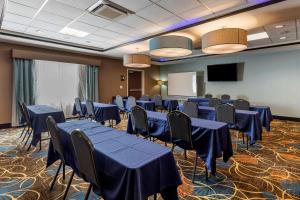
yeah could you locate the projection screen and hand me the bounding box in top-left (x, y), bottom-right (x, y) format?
top-left (167, 72), bottom-right (197, 96)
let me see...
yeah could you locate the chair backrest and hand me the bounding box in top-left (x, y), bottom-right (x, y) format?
top-left (221, 94), bottom-right (230, 100)
top-left (21, 102), bottom-right (31, 126)
top-left (46, 116), bottom-right (66, 163)
top-left (71, 130), bottom-right (100, 188)
top-left (75, 98), bottom-right (84, 116)
top-left (115, 95), bottom-right (125, 110)
top-left (204, 93), bottom-right (213, 98)
top-left (183, 101), bottom-right (198, 118)
top-left (127, 96), bottom-right (136, 111)
top-left (216, 104), bottom-right (235, 124)
top-left (167, 111), bottom-right (193, 147)
top-left (209, 98), bottom-right (221, 107)
top-left (140, 95), bottom-right (150, 101)
top-left (131, 105), bottom-right (148, 133)
top-left (233, 99), bottom-right (250, 110)
top-left (86, 100), bottom-right (95, 118)
top-left (153, 94), bottom-right (163, 107)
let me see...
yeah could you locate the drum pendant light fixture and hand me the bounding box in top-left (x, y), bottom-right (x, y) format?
top-left (123, 53), bottom-right (151, 68)
top-left (202, 28), bottom-right (247, 54)
top-left (149, 35), bottom-right (193, 57)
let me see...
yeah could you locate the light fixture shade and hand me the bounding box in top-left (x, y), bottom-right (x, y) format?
top-left (202, 28), bottom-right (247, 54)
top-left (149, 35), bottom-right (193, 57)
top-left (123, 54), bottom-right (151, 68)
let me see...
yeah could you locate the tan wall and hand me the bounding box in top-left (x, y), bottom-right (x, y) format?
top-left (0, 42), bottom-right (160, 124)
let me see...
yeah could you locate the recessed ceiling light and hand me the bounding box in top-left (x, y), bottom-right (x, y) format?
top-left (280, 36), bottom-right (286, 40)
top-left (59, 27), bottom-right (89, 38)
top-left (36, 30), bottom-right (42, 33)
top-left (275, 25), bottom-right (284, 29)
top-left (247, 32), bottom-right (269, 41)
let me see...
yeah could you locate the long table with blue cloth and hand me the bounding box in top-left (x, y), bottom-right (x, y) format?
top-left (127, 111), bottom-right (233, 176)
top-left (188, 97), bottom-right (273, 131)
top-left (123, 99), bottom-right (156, 111)
top-left (149, 98), bottom-right (179, 111)
top-left (179, 105), bottom-right (262, 145)
top-left (72, 102), bottom-right (121, 124)
top-left (46, 120), bottom-right (181, 200)
top-left (27, 105), bottom-right (65, 146)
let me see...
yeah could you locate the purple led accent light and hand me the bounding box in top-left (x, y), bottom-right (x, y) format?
top-left (165, 17), bottom-right (204, 31)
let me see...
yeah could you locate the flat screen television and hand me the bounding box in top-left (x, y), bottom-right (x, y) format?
top-left (207, 63), bottom-right (243, 81)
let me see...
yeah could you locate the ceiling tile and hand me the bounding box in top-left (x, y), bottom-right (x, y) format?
top-left (137, 4), bottom-right (174, 23)
top-left (118, 15), bottom-right (155, 29)
top-left (42, 0), bottom-right (84, 19)
top-left (3, 12), bottom-right (32, 26)
top-left (178, 5), bottom-right (212, 20)
top-left (6, 1), bottom-right (38, 18)
top-left (35, 11), bottom-right (72, 26)
top-left (270, 33), bottom-right (297, 43)
top-left (156, 15), bottom-right (183, 29)
top-left (110, 0), bottom-right (152, 12)
top-left (1, 21), bottom-right (27, 32)
top-left (105, 22), bottom-right (133, 34)
top-left (264, 20), bottom-right (296, 37)
top-left (55, 0), bottom-right (98, 10)
top-left (78, 13), bottom-right (112, 28)
top-left (201, 0), bottom-right (245, 12)
top-left (248, 38), bottom-right (272, 47)
top-left (30, 19), bottom-right (63, 32)
top-left (9, 0), bottom-right (46, 9)
top-left (94, 28), bottom-right (131, 40)
top-left (157, 0), bottom-right (200, 14)
top-left (69, 21), bottom-right (99, 34)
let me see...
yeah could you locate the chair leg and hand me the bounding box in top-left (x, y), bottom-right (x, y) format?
top-left (164, 142), bottom-right (167, 147)
top-left (24, 129), bottom-right (32, 149)
top-left (236, 131), bottom-right (239, 151)
top-left (246, 136), bottom-right (249, 150)
top-left (184, 150), bottom-right (187, 160)
top-left (21, 128), bottom-right (29, 142)
top-left (205, 166), bottom-right (208, 181)
top-left (242, 133), bottom-right (245, 144)
top-left (192, 153), bottom-right (198, 183)
top-left (153, 194), bottom-right (157, 200)
top-left (39, 138), bottom-right (42, 151)
top-left (84, 184), bottom-right (92, 200)
top-left (63, 164), bottom-right (65, 180)
top-left (19, 126), bottom-right (26, 138)
top-left (62, 171), bottom-right (74, 200)
top-left (50, 161), bottom-right (62, 191)
top-left (171, 144), bottom-right (175, 152)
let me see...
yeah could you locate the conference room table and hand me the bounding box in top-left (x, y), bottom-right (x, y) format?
top-left (27, 105), bottom-right (65, 147)
top-left (149, 99), bottom-right (179, 111)
top-left (187, 98), bottom-right (272, 131)
top-left (46, 120), bottom-right (181, 200)
top-left (72, 102), bottom-right (121, 124)
top-left (127, 111), bottom-right (233, 175)
top-left (123, 99), bottom-right (156, 111)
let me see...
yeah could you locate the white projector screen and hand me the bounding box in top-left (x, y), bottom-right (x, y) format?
top-left (168, 72), bottom-right (197, 96)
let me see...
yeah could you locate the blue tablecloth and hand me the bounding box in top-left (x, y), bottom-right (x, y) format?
top-left (188, 97), bottom-right (234, 104)
top-left (27, 105), bottom-right (65, 146)
top-left (47, 120), bottom-right (181, 200)
top-left (162, 99), bottom-right (179, 111)
top-left (72, 102), bottom-right (121, 124)
top-left (127, 111), bottom-right (233, 175)
top-left (123, 99), bottom-right (156, 111)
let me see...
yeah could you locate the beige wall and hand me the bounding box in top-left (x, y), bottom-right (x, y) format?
top-left (0, 42), bottom-right (160, 124)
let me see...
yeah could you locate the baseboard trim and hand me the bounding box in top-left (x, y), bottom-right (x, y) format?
top-left (0, 123), bottom-right (12, 129)
top-left (273, 115), bottom-right (300, 122)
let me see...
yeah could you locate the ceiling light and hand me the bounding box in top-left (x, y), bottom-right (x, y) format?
top-left (59, 27), bottom-right (89, 38)
top-left (275, 25), bottom-right (284, 29)
top-left (149, 35), bottom-right (193, 57)
top-left (202, 28), bottom-right (247, 54)
top-left (36, 30), bottom-right (42, 33)
top-left (247, 32), bottom-right (269, 41)
top-left (123, 54), bottom-right (151, 68)
top-left (280, 36), bottom-right (286, 40)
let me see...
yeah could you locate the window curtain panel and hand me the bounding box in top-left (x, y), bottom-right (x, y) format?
top-left (80, 65), bottom-right (99, 101)
top-left (11, 58), bottom-right (36, 126)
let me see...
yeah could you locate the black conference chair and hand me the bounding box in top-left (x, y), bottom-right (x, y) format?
top-left (204, 93), bottom-right (213, 98)
top-left (221, 94), bottom-right (231, 100)
top-left (167, 111), bottom-right (208, 182)
top-left (208, 98), bottom-right (221, 107)
top-left (75, 98), bottom-right (85, 119)
top-left (153, 94), bottom-right (165, 112)
top-left (115, 95), bottom-right (126, 119)
top-left (233, 99), bottom-right (250, 110)
top-left (215, 104), bottom-right (249, 150)
top-left (17, 101), bottom-right (27, 140)
top-left (21, 103), bottom-right (34, 150)
top-left (183, 101), bottom-right (198, 118)
top-left (46, 116), bottom-right (73, 200)
top-left (85, 100), bottom-right (95, 120)
top-left (140, 95), bottom-right (150, 101)
top-left (130, 105), bottom-right (150, 139)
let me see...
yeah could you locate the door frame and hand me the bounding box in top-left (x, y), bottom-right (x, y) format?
top-left (127, 69), bottom-right (145, 97)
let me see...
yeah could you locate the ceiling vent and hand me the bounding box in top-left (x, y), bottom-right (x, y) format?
top-left (89, 0), bottom-right (134, 20)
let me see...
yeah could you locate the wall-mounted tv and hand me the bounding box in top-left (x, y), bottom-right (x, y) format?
top-left (207, 63), bottom-right (244, 81)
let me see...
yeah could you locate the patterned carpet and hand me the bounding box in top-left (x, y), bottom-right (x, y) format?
top-left (0, 119), bottom-right (299, 200)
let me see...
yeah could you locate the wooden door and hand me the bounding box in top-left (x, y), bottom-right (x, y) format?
top-left (128, 70), bottom-right (142, 99)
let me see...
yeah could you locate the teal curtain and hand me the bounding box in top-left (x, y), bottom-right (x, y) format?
top-left (85, 65), bottom-right (99, 101)
top-left (12, 58), bottom-right (36, 126)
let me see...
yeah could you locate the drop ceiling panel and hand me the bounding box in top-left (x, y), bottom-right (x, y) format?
top-left (105, 22), bottom-right (133, 34)
top-left (179, 5), bottom-right (212, 20)
top-left (137, 4), bottom-right (174, 23)
top-left (3, 12), bottom-right (32, 26)
top-left (6, 1), bottom-right (38, 18)
top-left (118, 15), bottom-right (156, 29)
top-left (78, 13), bottom-right (112, 28)
top-left (200, 0), bottom-right (246, 12)
top-left (30, 20), bottom-right (63, 32)
top-left (248, 38), bottom-right (272, 47)
top-left (264, 20), bottom-right (296, 37)
top-left (93, 28), bottom-right (131, 41)
top-left (156, 16), bottom-right (182, 29)
top-left (270, 33), bottom-right (297, 43)
top-left (42, 0), bottom-right (84, 19)
top-left (9, 0), bottom-right (46, 9)
top-left (1, 21), bottom-right (27, 32)
top-left (55, 0), bottom-right (98, 10)
top-left (35, 11), bottom-right (72, 26)
top-left (69, 21), bottom-right (99, 34)
top-left (110, 0), bottom-right (152, 12)
top-left (157, 0), bottom-right (201, 14)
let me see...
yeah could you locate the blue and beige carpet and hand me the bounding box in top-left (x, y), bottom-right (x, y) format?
top-left (0, 119), bottom-right (299, 199)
